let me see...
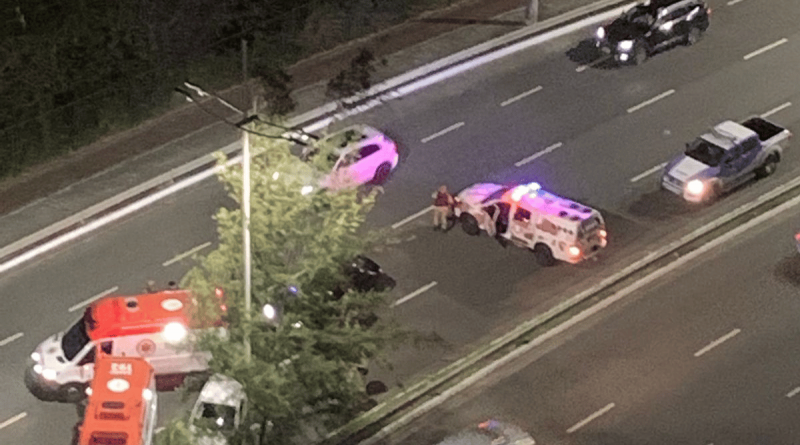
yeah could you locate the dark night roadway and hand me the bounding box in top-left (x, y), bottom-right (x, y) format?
top-left (374, 184), bottom-right (800, 445)
top-left (2, 0), bottom-right (800, 442)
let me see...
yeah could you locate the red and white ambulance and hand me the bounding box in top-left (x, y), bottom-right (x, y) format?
top-left (26, 289), bottom-right (224, 403)
top-left (74, 355), bottom-right (157, 445)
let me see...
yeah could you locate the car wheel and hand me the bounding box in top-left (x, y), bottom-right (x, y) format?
top-left (633, 44), bottom-right (648, 65)
top-left (460, 213), bottom-right (480, 236)
top-left (706, 181), bottom-right (723, 203)
top-left (373, 163), bottom-right (392, 184)
top-left (60, 383), bottom-right (87, 404)
top-left (533, 244), bottom-right (556, 267)
top-left (756, 154), bottom-right (779, 178)
top-left (685, 26), bottom-right (703, 46)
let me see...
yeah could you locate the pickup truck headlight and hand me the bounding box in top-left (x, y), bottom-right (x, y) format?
top-left (596, 27), bottom-right (605, 39)
top-left (618, 40), bottom-right (634, 51)
top-left (686, 179), bottom-right (705, 195)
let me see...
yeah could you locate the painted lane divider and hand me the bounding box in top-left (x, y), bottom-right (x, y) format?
top-left (421, 122), bottom-right (465, 144)
top-left (694, 328), bottom-right (741, 357)
top-left (761, 102), bottom-right (792, 118)
top-left (786, 387), bottom-right (800, 398)
top-left (69, 286), bottom-right (119, 313)
top-left (391, 206), bottom-right (434, 230)
top-left (393, 281), bottom-right (438, 307)
top-left (627, 89), bottom-right (675, 114)
top-left (0, 332), bottom-right (23, 347)
top-left (515, 142), bottom-right (563, 167)
top-left (630, 162), bottom-right (668, 183)
top-left (566, 402), bottom-right (616, 434)
top-left (743, 38), bottom-right (788, 61)
top-left (500, 86), bottom-right (543, 107)
top-left (727, 0), bottom-right (745, 5)
top-left (163, 241), bottom-right (212, 267)
top-left (0, 412), bottom-right (27, 431)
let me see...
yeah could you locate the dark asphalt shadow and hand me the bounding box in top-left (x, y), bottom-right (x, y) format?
top-left (773, 255), bottom-right (800, 286)
top-left (627, 189), bottom-right (698, 221)
top-left (415, 17), bottom-right (524, 27)
top-left (565, 38), bottom-right (617, 70)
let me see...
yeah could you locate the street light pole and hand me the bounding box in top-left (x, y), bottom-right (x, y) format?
top-left (242, 103), bottom-right (252, 361)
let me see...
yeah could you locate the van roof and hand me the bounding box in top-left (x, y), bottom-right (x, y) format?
top-left (87, 290), bottom-right (212, 340)
top-left (505, 183), bottom-right (596, 224)
top-left (80, 355), bottom-right (155, 445)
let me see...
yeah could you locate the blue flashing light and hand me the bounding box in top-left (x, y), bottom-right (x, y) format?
top-left (511, 182), bottom-right (542, 202)
top-left (288, 285), bottom-right (298, 295)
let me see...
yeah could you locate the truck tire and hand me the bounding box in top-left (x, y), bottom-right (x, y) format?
top-left (60, 383), bottom-right (87, 404)
top-left (685, 26), bottom-right (703, 46)
top-left (533, 244), bottom-right (556, 267)
top-left (460, 214), bottom-right (480, 236)
top-left (756, 154), bottom-right (779, 178)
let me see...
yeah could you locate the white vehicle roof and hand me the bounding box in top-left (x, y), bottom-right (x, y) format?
top-left (197, 374), bottom-right (245, 407)
top-left (703, 120), bottom-right (757, 150)
top-left (459, 182), bottom-right (597, 224)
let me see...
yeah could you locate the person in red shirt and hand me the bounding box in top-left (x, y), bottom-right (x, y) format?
top-left (431, 185), bottom-right (454, 231)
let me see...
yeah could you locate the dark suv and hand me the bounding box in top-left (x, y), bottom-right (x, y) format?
top-left (594, 0), bottom-right (710, 65)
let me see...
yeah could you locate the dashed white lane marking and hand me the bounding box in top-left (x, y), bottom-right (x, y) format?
top-left (392, 206), bottom-right (434, 230)
top-left (761, 102), bottom-right (792, 118)
top-left (743, 38), bottom-right (788, 60)
top-left (786, 387), bottom-right (800, 398)
top-left (69, 286), bottom-right (119, 312)
top-left (500, 86), bottom-right (543, 107)
top-left (566, 402), bottom-right (615, 434)
top-left (630, 162), bottom-right (668, 183)
top-left (694, 328), bottom-right (741, 357)
top-left (0, 412), bottom-right (27, 430)
top-left (0, 332), bottom-right (23, 347)
top-left (576, 55), bottom-right (611, 72)
top-left (163, 241), bottom-right (212, 266)
top-left (727, 0), bottom-right (745, 5)
top-left (421, 122), bottom-right (465, 143)
top-left (393, 281), bottom-right (438, 307)
top-left (627, 89), bottom-right (675, 114)
top-left (514, 142), bottom-right (563, 167)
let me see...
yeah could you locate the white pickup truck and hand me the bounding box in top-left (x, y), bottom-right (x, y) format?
top-left (662, 117), bottom-right (791, 203)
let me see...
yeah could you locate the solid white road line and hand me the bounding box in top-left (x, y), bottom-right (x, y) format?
top-left (694, 328), bottom-right (741, 357)
top-left (514, 142), bottom-right (563, 167)
top-left (627, 89), bottom-right (675, 114)
top-left (392, 206), bottom-right (434, 230)
top-left (787, 387), bottom-right (800, 398)
top-left (0, 412), bottom-right (27, 430)
top-left (0, 332), bottom-right (23, 347)
top-left (421, 122), bottom-right (465, 143)
top-left (743, 38), bottom-right (788, 60)
top-left (163, 241), bottom-right (212, 266)
top-left (761, 102), bottom-right (792, 118)
top-left (500, 86), bottom-right (543, 107)
top-left (393, 281), bottom-right (438, 307)
top-left (727, 0), bottom-right (745, 5)
top-left (566, 402), bottom-right (615, 434)
top-left (69, 286), bottom-right (119, 312)
top-left (630, 162), bottom-right (668, 183)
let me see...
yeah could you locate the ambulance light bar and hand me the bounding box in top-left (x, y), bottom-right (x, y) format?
top-left (162, 322), bottom-right (188, 344)
top-left (510, 182), bottom-right (542, 202)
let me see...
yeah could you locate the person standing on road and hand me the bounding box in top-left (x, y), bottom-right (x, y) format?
top-left (432, 185), bottom-right (454, 231)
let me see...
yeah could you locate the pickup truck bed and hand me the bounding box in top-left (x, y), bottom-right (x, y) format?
top-left (742, 117), bottom-right (785, 142)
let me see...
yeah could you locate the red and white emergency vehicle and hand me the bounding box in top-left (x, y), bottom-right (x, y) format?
top-left (26, 289), bottom-right (224, 403)
top-left (74, 355), bottom-right (157, 445)
top-left (455, 182), bottom-right (608, 266)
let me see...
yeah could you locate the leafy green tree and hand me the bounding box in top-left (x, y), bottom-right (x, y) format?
top-left (181, 126), bottom-right (401, 444)
top-left (325, 48), bottom-right (381, 108)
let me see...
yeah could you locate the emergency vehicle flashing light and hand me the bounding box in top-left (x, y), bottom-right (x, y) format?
top-left (510, 182), bottom-right (542, 202)
top-left (162, 322), bottom-right (188, 344)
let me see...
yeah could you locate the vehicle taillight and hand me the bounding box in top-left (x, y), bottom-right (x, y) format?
top-left (794, 232), bottom-right (800, 241)
top-left (707, 7), bottom-right (712, 17)
top-left (568, 246), bottom-right (581, 257)
top-left (599, 229), bottom-right (607, 238)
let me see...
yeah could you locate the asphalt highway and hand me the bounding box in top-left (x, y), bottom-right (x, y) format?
top-left (2, 0), bottom-right (800, 442)
top-left (381, 182), bottom-right (800, 445)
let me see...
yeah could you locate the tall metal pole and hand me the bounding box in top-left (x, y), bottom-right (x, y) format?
top-left (242, 38), bottom-right (252, 361)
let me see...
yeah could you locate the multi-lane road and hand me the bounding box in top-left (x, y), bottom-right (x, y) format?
top-left (2, 0), bottom-right (800, 442)
top-left (381, 187), bottom-right (800, 445)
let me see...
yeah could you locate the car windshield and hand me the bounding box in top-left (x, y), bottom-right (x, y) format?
top-left (481, 187), bottom-right (511, 204)
top-left (623, 5), bottom-right (655, 25)
top-left (685, 138), bottom-right (725, 166)
top-left (195, 403), bottom-right (237, 433)
top-left (62, 318), bottom-right (90, 361)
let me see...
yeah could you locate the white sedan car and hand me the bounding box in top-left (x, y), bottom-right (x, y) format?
top-left (302, 124), bottom-right (399, 190)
